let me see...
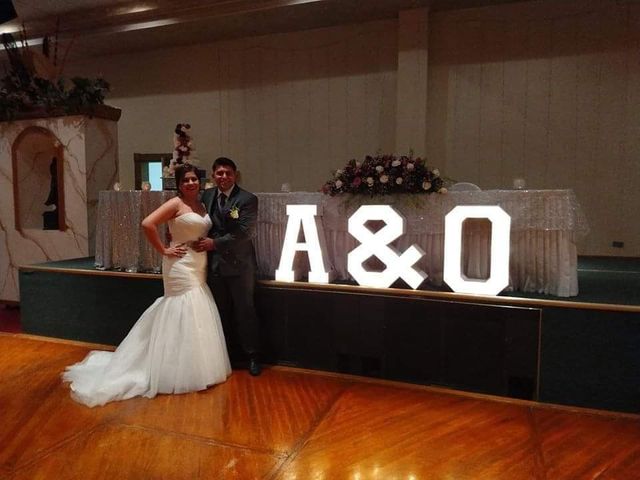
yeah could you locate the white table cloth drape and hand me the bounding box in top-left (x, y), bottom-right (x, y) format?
top-left (95, 189), bottom-right (587, 297)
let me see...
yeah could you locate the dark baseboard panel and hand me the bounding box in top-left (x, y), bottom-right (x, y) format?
top-left (19, 268), bottom-right (640, 413)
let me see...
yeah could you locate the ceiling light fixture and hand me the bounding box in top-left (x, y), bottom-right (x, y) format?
top-left (115, 4), bottom-right (156, 16)
top-left (0, 24), bottom-right (20, 35)
top-left (118, 18), bottom-right (179, 33)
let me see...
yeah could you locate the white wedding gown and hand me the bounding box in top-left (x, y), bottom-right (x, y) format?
top-left (63, 212), bottom-right (231, 407)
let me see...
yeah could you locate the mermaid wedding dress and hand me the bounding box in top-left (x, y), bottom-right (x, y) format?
top-left (63, 212), bottom-right (231, 407)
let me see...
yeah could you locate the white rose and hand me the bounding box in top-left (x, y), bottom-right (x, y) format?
top-left (366, 177), bottom-right (374, 186)
top-left (335, 180), bottom-right (343, 188)
top-left (375, 165), bottom-right (384, 173)
top-left (432, 168), bottom-right (440, 177)
top-left (355, 161), bottom-right (362, 168)
top-left (422, 181), bottom-right (431, 190)
top-left (406, 163), bottom-right (414, 171)
top-left (335, 169), bottom-right (343, 177)
top-left (391, 159), bottom-right (401, 167)
top-left (380, 175), bottom-right (389, 184)
top-left (439, 187), bottom-right (448, 194)
top-left (396, 177), bottom-right (403, 185)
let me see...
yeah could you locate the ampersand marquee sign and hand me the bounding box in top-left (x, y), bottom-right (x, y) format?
top-left (347, 205), bottom-right (427, 289)
top-left (275, 204), bottom-right (511, 296)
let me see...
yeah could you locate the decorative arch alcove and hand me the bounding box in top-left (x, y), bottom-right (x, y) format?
top-left (0, 106), bottom-right (121, 302)
top-left (12, 126), bottom-right (66, 231)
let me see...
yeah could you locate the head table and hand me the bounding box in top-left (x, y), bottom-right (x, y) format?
top-left (95, 189), bottom-right (588, 297)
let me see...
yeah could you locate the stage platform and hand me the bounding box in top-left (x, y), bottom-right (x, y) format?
top-left (18, 257), bottom-right (640, 414)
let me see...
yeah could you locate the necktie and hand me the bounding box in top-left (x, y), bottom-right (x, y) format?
top-left (218, 193), bottom-right (227, 210)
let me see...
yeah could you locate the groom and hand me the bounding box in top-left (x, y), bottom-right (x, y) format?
top-left (194, 157), bottom-right (262, 376)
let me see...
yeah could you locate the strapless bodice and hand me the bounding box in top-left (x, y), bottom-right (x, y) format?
top-left (168, 212), bottom-right (212, 245)
top-left (163, 212), bottom-right (212, 296)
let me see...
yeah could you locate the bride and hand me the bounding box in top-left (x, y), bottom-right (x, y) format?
top-left (63, 163), bottom-right (231, 407)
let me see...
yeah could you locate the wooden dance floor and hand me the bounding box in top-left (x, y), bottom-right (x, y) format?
top-left (2, 333), bottom-right (639, 480)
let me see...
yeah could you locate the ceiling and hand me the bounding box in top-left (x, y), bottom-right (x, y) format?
top-left (2, 0), bottom-right (530, 60)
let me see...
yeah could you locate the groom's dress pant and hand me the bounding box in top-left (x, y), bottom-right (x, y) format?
top-left (207, 270), bottom-right (260, 360)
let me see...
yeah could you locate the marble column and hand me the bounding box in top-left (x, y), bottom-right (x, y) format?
top-left (0, 108), bottom-right (120, 302)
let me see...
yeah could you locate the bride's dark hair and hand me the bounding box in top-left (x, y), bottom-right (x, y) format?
top-left (174, 163), bottom-right (199, 196)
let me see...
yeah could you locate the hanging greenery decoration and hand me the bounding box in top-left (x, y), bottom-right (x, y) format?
top-left (0, 27), bottom-right (110, 121)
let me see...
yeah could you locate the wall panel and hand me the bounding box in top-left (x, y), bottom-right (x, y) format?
top-left (427, 0), bottom-right (640, 255)
top-left (67, 21), bottom-right (398, 194)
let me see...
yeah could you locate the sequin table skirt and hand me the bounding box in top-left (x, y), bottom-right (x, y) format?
top-left (95, 190), bottom-right (175, 273)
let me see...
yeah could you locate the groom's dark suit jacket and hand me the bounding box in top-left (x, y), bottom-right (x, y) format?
top-left (201, 184), bottom-right (258, 276)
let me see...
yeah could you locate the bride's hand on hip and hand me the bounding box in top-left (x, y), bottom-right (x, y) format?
top-left (164, 244), bottom-right (187, 258)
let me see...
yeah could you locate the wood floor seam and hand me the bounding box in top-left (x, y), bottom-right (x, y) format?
top-left (0, 465), bottom-right (11, 479)
top-left (527, 407), bottom-right (549, 480)
top-left (592, 464), bottom-right (613, 480)
top-left (109, 421), bottom-right (288, 458)
top-left (264, 383), bottom-right (353, 480)
top-left (7, 423), bottom-right (104, 474)
top-left (272, 365), bottom-right (640, 420)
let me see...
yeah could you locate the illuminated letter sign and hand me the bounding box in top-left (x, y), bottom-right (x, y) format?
top-left (347, 205), bottom-right (427, 289)
top-left (275, 204), bottom-right (330, 283)
top-left (443, 205), bottom-right (510, 295)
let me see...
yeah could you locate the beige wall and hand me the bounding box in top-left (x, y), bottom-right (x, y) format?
top-left (66, 0), bottom-right (639, 256)
top-left (67, 20), bottom-right (400, 194)
top-left (427, 0), bottom-right (640, 256)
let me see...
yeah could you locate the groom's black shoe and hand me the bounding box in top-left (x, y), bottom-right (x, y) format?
top-left (248, 356), bottom-right (262, 377)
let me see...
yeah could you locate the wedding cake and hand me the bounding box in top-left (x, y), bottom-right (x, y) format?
top-left (162, 123), bottom-right (204, 190)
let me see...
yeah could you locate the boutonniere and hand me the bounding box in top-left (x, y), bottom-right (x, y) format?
top-left (229, 206), bottom-right (240, 219)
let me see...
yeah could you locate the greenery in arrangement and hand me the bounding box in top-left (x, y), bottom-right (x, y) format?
top-left (0, 31), bottom-right (110, 120)
top-left (321, 154), bottom-right (447, 196)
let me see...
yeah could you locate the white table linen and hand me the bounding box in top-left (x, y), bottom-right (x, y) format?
top-left (95, 189), bottom-right (587, 297)
top-left (255, 190), bottom-right (588, 297)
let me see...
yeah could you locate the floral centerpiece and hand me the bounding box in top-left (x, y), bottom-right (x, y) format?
top-left (321, 154), bottom-right (447, 196)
